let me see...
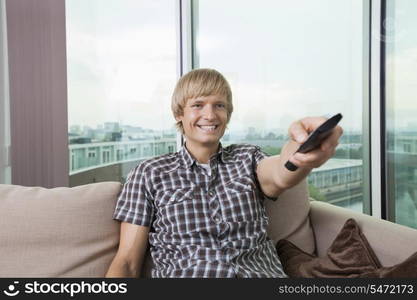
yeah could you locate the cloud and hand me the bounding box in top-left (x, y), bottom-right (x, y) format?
top-left (67, 26), bottom-right (177, 129)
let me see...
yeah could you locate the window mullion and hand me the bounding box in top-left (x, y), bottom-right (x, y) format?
top-left (176, 0), bottom-right (194, 148)
top-left (0, 0), bottom-right (11, 184)
top-left (370, 0), bottom-right (383, 219)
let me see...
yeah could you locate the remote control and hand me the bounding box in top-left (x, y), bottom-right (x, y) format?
top-left (285, 113), bottom-right (343, 171)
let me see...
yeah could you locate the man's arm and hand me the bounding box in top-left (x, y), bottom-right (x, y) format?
top-left (105, 222), bottom-right (150, 278)
top-left (257, 116), bottom-right (343, 198)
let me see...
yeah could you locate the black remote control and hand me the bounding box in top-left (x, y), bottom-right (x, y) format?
top-left (285, 113), bottom-right (343, 171)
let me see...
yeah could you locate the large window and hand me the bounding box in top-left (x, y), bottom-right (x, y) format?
top-left (193, 0), bottom-right (369, 212)
top-left (66, 0), bottom-right (178, 186)
top-left (6, 0), bottom-right (417, 228)
top-left (386, 0), bottom-right (417, 229)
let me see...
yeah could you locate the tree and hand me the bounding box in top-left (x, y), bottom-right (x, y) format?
top-left (262, 146), bottom-right (281, 156)
top-left (308, 184), bottom-right (327, 202)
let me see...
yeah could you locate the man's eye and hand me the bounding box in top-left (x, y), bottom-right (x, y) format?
top-left (216, 104), bottom-right (226, 108)
top-left (192, 104), bottom-right (202, 108)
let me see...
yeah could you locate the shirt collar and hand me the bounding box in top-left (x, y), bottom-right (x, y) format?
top-left (178, 143), bottom-right (234, 169)
top-left (218, 143), bottom-right (234, 164)
top-left (178, 145), bottom-right (195, 168)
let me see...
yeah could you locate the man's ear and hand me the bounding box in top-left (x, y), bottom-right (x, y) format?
top-left (175, 115), bottom-right (183, 122)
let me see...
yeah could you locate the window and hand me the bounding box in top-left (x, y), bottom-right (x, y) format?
top-left (66, 0), bottom-right (178, 186)
top-left (403, 143), bottom-right (411, 153)
top-left (386, 0), bottom-right (417, 229)
top-left (193, 0), bottom-right (369, 213)
top-left (102, 150), bottom-right (110, 164)
top-left (168, 145), bottom-right (174, 153)
top-left (5, 0), bottom-right (416, 229)
top-left (116, 149), bottom-right (123, 161)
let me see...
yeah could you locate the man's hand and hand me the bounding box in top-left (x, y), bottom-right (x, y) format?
top-left (256, 116), bottom-right (343, 198)
top-left (286, 116), bottom-right (343, 169)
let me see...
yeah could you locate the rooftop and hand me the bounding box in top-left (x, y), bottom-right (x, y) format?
top-left (312, 158), bottom-right (362, 172)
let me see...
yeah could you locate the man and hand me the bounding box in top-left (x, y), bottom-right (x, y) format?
top-left (106, 68), bottom-right (342, 278)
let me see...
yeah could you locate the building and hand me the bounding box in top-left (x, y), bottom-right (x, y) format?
top-left (308, 159), bottom-right (363, 206)
top-left (69, 138), bottom-right (177, 186)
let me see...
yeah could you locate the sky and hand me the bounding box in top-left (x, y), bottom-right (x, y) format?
top-left (385, 0), bottom-right (417, 131)
top-left (66, 0), bottom-right (417, 134)
top-left (66, 0), bottom-right (177, 131)
top-left (196, 0), bottom-right (363, 133)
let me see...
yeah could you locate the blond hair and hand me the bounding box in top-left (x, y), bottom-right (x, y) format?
top-left (171, 68), bottom-right (233, 133)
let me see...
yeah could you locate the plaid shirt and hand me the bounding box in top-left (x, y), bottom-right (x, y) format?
top-left (113, 143), bottom-right (287, 278)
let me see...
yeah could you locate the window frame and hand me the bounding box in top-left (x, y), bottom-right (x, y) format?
top-left (370, 0), bottom-right (385, 219)
top-left (0, 0), bottom-right (11, 184)
top-left (190, 0), bottom-right (375, 216)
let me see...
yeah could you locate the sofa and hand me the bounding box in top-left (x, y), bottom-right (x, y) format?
top-left (1, 180), bottom-right (417, 277)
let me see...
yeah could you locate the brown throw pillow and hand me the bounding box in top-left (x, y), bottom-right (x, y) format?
top-left (276, 218), bottom-right (417, 278)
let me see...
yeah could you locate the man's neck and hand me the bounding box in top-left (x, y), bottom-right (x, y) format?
top-left (184, 141), bottom-right (220, 164)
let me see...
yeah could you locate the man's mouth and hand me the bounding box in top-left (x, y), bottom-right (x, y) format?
top-left (197, 125), bottom-right (218, 132)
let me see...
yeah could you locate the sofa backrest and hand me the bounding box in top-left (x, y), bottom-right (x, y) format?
top-left (0, 182), bottom-right (121, 277)
top-left (0, 179), bottom-right (313, 277)
top-left (265, 179), bottom-right (314, 252)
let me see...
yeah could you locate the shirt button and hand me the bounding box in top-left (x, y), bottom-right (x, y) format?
top-left (213, 216), bottom-right (221, 224)
top-left (208, 190), bottom-right (215, 197)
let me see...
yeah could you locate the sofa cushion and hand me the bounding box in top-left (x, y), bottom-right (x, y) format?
top-left (276, 218), bottom-right (417, 278)
top-left (265, 179), bottom-right (315, 254)
top-left (0, 182), bottom-right (121, 277)
top-left (276, 218), bottom-right (380, 277)
top-left (310, 200), bottom-right (417, 266)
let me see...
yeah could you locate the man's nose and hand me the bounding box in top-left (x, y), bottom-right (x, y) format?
top-left (202, 105), bottom-right (216, 119)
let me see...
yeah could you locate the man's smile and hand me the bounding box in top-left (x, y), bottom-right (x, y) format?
top-left (196, 125), bottom-right (219, 132)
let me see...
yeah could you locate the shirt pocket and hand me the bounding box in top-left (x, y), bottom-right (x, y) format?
top-left (155, 187), bottom-right (194, 207)
top-left (225, 176), bottom-right (255, 193)
top-left (154, 187), bottom-right (203, 233)
top-left (224, 176), bottom-right (265, 222)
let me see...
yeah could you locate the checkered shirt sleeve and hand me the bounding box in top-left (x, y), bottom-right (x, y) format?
top-left (251, 146), bottom-right (278, 201)
top-left (252, 145), bottom-right (269, 165)
top-left (113, 162), bottom-right (154, 227)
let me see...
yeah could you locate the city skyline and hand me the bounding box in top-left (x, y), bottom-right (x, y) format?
top-left (68, 120), bottom-right (366, 144)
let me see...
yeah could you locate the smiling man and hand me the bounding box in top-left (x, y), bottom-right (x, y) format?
top-left (106, 68), bottom-right (343, 278)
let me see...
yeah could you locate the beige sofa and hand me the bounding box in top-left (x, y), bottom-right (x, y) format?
top-left (1, 180), bottom-right (417, 277)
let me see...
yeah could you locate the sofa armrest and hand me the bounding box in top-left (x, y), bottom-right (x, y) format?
top-left (309, 201), bottom-right (417, 267)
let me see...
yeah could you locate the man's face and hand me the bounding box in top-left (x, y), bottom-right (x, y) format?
top-left (176, 94), bottom-right (229, 148)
